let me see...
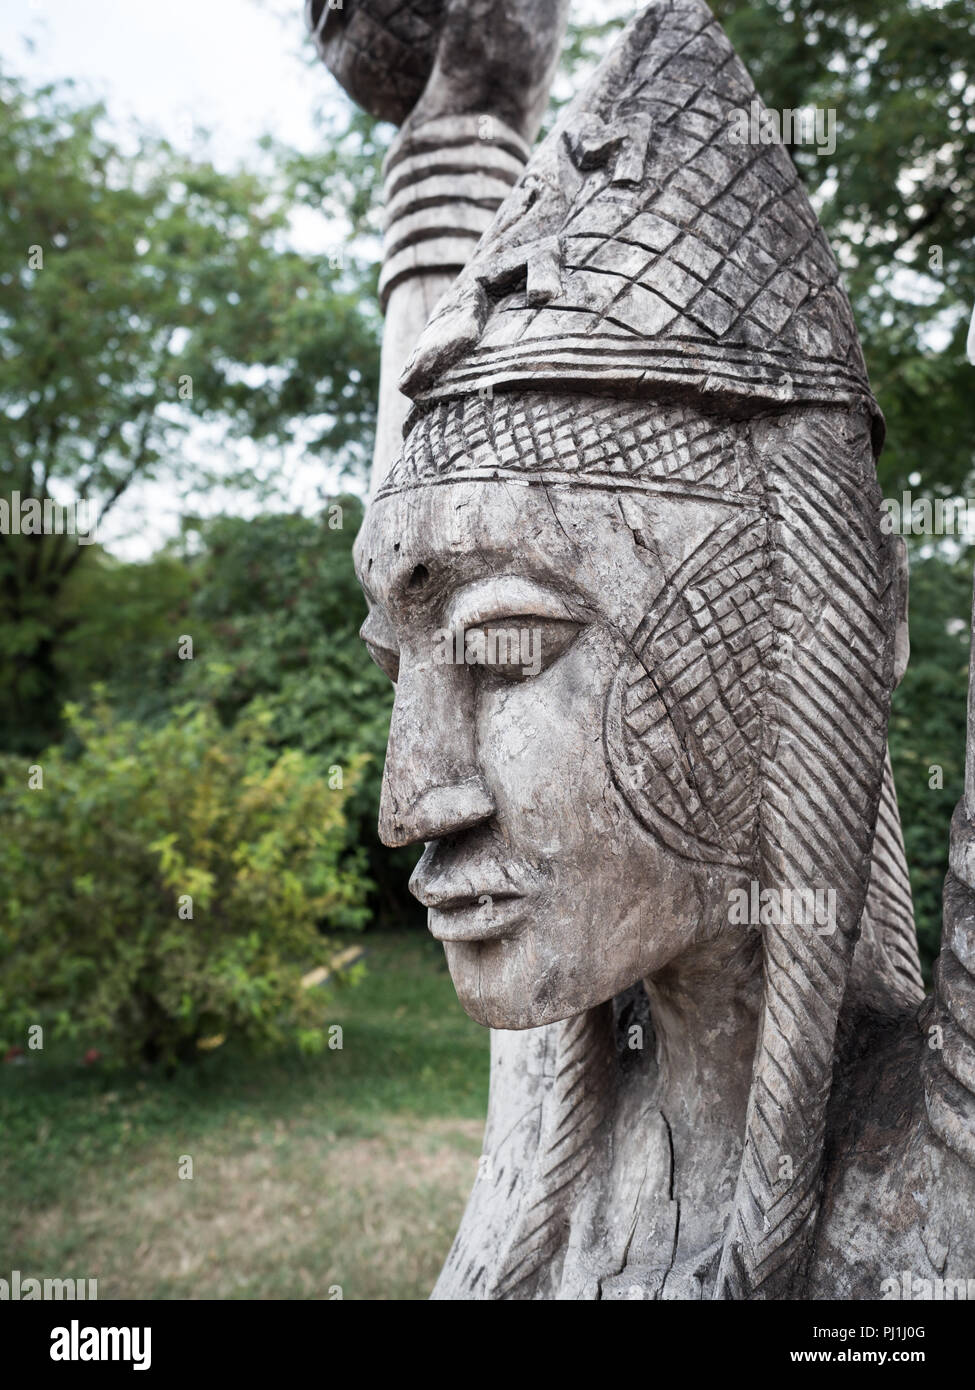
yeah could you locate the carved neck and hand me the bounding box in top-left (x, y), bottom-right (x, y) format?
top-left (643, 929), bottom-right (763, 1201)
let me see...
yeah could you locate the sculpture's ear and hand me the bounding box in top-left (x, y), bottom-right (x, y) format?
top-left (892, 535), bottom-right (910, 689)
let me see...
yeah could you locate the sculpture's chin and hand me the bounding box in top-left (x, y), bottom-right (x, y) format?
top-left (454, 986), bottom-right (576, 1032)
top-left (442, 938), bottom-right (618, 1031)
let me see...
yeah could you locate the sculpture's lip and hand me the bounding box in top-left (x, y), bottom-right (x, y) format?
top-left (426, 893), bottom-right (527, 942)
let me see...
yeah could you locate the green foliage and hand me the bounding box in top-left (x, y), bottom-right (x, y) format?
top-left (55, 550), bottom-right (195, 731)
top-left (889, 548), bottom-right (973, 971)
top-left (52, 501), bottom-right (418, 926)
top-left (706, 0), bottom-right (975, 509)
top-left (0, 67), bottom-right (382, 746)
top-left (0, 68), bottom-right (381, 487)
top-left (174, 505), bottom-right (414, 914)
top-left (0, 700), bottom-right (370, 1066)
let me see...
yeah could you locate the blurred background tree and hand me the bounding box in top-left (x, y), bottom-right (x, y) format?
top-left (0, 68), bottom-right (380, 753)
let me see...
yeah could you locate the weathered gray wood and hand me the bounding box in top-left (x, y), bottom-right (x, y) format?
top-left (307, 0), bottom-right (570, 488)
top-left (325, 0), bottom-right (975, 1299)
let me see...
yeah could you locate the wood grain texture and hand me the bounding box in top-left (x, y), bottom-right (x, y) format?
top-left (343, 0), bottom-right (975, 1299)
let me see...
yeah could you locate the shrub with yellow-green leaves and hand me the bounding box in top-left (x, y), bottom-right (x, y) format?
top-left (0, 701), bottom-right (370, 1066)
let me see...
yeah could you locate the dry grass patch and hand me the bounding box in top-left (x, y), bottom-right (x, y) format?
top-left (15, 1117), bottom-right (484, 1300)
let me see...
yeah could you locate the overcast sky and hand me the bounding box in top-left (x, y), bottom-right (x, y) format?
top-left (1, 0), bottom-right (330, 163)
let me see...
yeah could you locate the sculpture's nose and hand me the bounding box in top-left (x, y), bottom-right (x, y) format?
top-left (378, 657), bottom-right (495, 848)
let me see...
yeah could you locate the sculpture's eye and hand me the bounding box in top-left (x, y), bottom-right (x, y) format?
top-left (364, 639), bottom-right (400, 685)
top-left (464, 617), bottom-right (581, 683)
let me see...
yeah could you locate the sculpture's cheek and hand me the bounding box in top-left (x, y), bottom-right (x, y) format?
top-left (474, 625), bottom-right (616, 858)
top-left (443, 627), bottom-right (712, 1028)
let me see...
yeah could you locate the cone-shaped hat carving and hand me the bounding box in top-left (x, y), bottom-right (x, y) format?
top-left (400, 0), bottom-right (884, 454)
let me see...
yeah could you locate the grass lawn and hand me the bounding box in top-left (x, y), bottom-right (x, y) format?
top-left (0, 931), bottom-right (490, 1300)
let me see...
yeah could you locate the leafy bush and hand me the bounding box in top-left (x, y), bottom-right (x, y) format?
top-left (54, 501), bottom-right (422, 928)
top-left (0, 700), bottom-right (370, 1066)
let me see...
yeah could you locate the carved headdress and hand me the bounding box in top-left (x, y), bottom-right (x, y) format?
top-left (387, 0), bottom-right (923, 1298)
top-left (387, 0), bottom-right (886, 479)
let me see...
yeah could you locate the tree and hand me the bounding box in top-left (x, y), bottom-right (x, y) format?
top-left (0, 68), bottom-right (382, 750)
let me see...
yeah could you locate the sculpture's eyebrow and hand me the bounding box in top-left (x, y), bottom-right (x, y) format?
top-left (445, 578), bottom-right (576, 631)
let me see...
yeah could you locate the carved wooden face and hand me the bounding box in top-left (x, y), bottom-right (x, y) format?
top-left (354, 476), bottom-right (750, 1028)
